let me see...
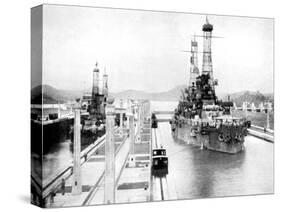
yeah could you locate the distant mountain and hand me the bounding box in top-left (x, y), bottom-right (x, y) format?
top-left (31, 84), bottom-right (186, 104)
top-left (111, 90), bottom-right (151, 100)
top-left (112, 85), bottom-right (186, 101)
top-left (31, 84), bottom-right (273, 105)
top-left (31, 85), bottom-right (83, 104)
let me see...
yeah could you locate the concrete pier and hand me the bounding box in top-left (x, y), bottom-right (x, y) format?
top-left (72, 105), bottom-right (82, 195)
top-left (128, 113), bottom-right (135, 154)
top-left (104, 102), bottom-right (116, 204)
top-left (115, 110), bottom-right (151, 203)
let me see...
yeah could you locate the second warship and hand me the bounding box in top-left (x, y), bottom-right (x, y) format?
top-left (170, 17), bottom-right (251, 154)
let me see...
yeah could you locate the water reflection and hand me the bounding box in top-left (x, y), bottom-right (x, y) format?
top-left (31, 118), bottom-right (104, 184)
top-left (43, 140), bottom-right (72, 181)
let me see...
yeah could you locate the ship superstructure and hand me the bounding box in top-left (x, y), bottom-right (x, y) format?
top-left (80, 62), bottom-right (109, 136)
top-left (171, 17), bottom-right (250, 154)
top-left (188, 37), bottom-right (199, 88)
top-left (89, 62), bottom-right (108, 120)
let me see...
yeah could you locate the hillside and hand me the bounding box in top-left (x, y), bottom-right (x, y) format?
top-left (112, 85), bottom-right (185, 101)
top-left (224, 91), bottom-right (274, 107)
top-left (31, 85), bottom-right (83, 104)
top-left (31, 84), bottom-right (273, 105)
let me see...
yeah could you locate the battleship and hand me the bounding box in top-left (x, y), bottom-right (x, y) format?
top-left (31, 62), bottom-right (109, 154)
top-left (78, 62), bottom-right (108, 138)
top-left (170, 17), bottom-right (251, 154)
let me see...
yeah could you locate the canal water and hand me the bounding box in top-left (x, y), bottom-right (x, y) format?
top-left (31, 120), bottom-right (104, 185)
top-left (151, 101), bottom-right (274, 199)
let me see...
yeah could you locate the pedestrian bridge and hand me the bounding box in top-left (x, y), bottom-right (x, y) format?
top-left (152, 111), bottom-right (174, 115)
top-left (152, 111), bottom-right (174, 122)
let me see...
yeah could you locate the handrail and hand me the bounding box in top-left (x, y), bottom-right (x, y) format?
top-left (42, 133), bottom-right (106, 191)
top-left (33, 127), bottom-right (123, 200)
top-left (251, 125), bottom-right (274, 134)
top-left (248, 129), bottom-right (274, 143)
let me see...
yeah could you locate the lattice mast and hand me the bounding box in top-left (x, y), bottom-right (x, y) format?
top-left (202, 17), bottom-right (214, 89)
top-left (188, 36), bottom-right (200, 87)
top-left (91, 62), bottom-right (100, 113)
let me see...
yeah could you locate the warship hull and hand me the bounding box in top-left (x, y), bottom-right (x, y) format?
top-left (205, 131), bottom-right (244, 154)
top-left (174, 120), bottom-right (207, 147)
top-left (173, 118), bottom-right (245, 154)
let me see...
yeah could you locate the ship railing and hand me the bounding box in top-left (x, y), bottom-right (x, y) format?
top-left (192, 118), bottom-right (247, 129)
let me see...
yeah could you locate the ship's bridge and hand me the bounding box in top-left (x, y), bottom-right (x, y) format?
top-left (201, 104), bottom-right (224, 120)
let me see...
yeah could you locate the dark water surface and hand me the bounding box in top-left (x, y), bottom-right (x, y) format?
top-left (31, 120), bottom-right (102, 184)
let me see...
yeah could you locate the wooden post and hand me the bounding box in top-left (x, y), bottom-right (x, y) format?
top-left (104, 101), bottom-right (115, 204)
top-left (72, 104), bottom-right (82, 195)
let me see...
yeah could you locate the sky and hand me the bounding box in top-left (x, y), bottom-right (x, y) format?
top-left (38, 4), bottom-right (274, 94)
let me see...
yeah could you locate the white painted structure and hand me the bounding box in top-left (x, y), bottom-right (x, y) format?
top-left (72, 105), bottom-right (82, 195)
top-left (104, 103), bottom-right (116, 204)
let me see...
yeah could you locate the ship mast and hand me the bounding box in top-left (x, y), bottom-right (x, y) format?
top-left (91, 62), bottom-right (100, 115)
top-left (202, 16), bottom-right (214, 89)
top-left (188, 35), bottom-right (199, 88)
top-left (102, 67), bottom-right (108, 96)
